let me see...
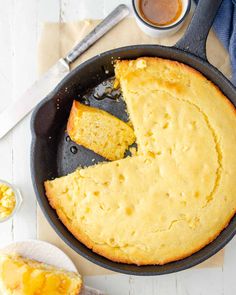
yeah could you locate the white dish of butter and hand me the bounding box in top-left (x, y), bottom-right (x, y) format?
top-left (0, 180), bottom-right (22, 222)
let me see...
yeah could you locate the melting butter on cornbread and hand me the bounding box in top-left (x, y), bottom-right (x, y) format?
top-left (45, 57), bottom-right (236, 265)
top-left (0, 254), bottom-right (82, 294)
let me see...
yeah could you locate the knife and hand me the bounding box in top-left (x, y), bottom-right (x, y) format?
top-left (81, 286), bottom-right (105, 295)
top-left (0, 4), bottom-right (129, 139)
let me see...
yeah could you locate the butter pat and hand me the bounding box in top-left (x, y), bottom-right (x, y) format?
top-left (136, 59), bottom-right (147, 69)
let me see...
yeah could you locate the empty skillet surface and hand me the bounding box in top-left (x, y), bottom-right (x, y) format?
top-left (31, 0), bottom-right (236, 275)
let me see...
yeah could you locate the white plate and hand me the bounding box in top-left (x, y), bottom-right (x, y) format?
top-left (1, 239), bottom-right (104, 295)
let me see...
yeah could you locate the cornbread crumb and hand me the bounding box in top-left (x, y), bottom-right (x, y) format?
top-left (67, 101), bottom-right (136, 161)
top-left (129, 147), bottom-right (137, 156)
top-left (113, 79), bottom-right (119, 89)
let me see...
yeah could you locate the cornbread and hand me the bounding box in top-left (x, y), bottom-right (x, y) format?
top-left (0, 254), bottom-right (82, 294)
top-left (67, 100), bottom-right (135, 160)
top-left (45, 57), bottom-right (236, 265)
top-left (0, 183), bottom-right (16, 220)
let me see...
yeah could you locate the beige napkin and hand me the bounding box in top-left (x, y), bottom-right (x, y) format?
top-left (37, 17), bottom-right (230, 276)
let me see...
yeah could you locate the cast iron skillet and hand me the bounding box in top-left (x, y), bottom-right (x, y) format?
top-left (31, 0), bottom-right (236, 275)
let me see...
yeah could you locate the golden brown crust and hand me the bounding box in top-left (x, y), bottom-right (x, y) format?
top-left (67, 100), bottom-right (78, 138)
top-left (45, 178), bottom-right (236, 265)
top-left (115, 57), bottom-right (236, 113)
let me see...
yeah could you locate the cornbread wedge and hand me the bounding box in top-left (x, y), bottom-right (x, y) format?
top-left (0, 254), bottom-right (82, 294)
top-left (67, 100), bottom-right (135, 160)
top-left (45, 57), bottom-right (236, 265)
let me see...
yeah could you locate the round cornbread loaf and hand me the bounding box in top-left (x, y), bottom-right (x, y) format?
top-left (45, 57), bottom-right (236, 265)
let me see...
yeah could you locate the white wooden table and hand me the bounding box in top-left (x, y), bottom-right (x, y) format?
top-left (0, 1), bottom-right (235, 294)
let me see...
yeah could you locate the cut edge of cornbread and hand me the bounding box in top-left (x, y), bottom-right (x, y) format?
top-left (114, 57), bottom-right (236, 153)
top-left (0, 253), bottom-right (82, 294)
top-left (115, 56), bottom-right (236, 116)
top-left (67, 100), bottom-right (136, 161)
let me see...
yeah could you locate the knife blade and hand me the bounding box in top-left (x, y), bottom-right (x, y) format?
top-left (0, 4), bottom-right (129, 139)
top-left (0, 59), bottom-right (69, 139)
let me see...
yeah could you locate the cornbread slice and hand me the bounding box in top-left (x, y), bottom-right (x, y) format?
top-left (0, 254), bottom-right (82, 294)
top-left (67, 100), bottom-right (135, 160)
top-left (45, 57), bottom-right (236, 265)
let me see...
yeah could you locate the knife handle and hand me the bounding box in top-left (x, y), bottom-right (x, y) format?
top-left (64, 4), bottom-right (129, 65)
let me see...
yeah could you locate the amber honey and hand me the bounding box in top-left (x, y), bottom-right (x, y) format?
top-left (139, 0), bottom-right (183, 27)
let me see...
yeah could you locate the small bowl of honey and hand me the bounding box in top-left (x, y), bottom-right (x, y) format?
top-left (132, 0), bottom-right (191, 37)
top-left (0, 180), bottom-right (22, 222)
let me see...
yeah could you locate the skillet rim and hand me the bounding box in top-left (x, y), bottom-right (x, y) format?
top-left (31, 44), bottom-right (236, 275)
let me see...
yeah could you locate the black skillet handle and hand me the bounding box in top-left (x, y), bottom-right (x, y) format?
top-left (175, 0), bottom-right (223, 60)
